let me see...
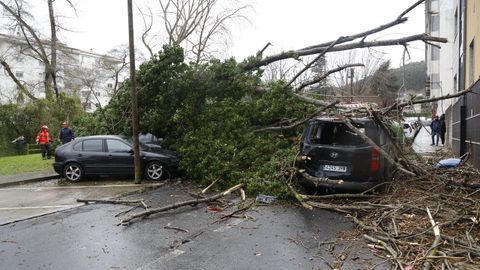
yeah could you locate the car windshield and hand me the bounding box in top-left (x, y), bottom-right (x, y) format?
top-left (309, 122), bottom-right (367, 146)
top-left (123, 137), bottom-right (149, 150)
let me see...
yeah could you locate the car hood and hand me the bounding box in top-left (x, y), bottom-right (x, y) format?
top-left (142, 148), bottom-right (179, 159)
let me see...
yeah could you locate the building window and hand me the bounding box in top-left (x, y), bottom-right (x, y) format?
top-left (81, 91), bottom-right (89, 98)
top-left (15, 71), bottom-right (23, 78)
top-left (453, 74), bottom-right (458, 92)
top-left (454, 8), bottom-right (458, 39)
top-left (95, 92), bottom-right (101, 97)
top-left (107, 83), bottom-right (113, 89)
top-left (430, 14), bottom-right (439, 32)
top-left (469, 39), bottom-right (475, 85)
top-left (431, 73), bottom-right (440, 89)
top-left (431, 46), bottom-right (440, 61)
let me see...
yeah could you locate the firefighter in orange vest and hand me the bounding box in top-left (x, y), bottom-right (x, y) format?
top-left (36, 125), bottom-right (52, 159)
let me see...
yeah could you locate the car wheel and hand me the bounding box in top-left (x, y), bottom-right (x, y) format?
top-left (63, 162), bottom-right (83, 182)
top-left (145, 161), bottom-right (164, 180)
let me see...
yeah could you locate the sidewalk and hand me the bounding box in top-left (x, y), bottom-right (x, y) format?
top-left (411, 125), bottom-right (446, 155)
top-left (0, 169), bottom-right (59, 188)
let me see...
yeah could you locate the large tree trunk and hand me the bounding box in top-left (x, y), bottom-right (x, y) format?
top-left (48, 0), bottom-right (59, 98)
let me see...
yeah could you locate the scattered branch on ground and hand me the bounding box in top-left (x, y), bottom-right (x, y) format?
top-left (118, 184), bottom-right (243, 225)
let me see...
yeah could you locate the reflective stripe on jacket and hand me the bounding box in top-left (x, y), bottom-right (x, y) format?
top-left (36, 131), bottom-right (51, 144)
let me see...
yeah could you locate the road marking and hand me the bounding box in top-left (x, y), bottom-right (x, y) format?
top-left (136, 249), bottom-right (185, 270)
top-left (213, 218), bottom-right (244, 232)
top-left (0, 204), bottom-right (81, 210)
top-left (0, 183), bottom-right (164, 191)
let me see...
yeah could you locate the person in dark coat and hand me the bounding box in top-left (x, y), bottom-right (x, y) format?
top-left (11, 136), bottom-right (26, 155)
top-left (430, 116), bottom-right (441, 146)
top-left (59, 121), bottom-right (75, 144)
top-left (440, 114), bottom-right (447, 146)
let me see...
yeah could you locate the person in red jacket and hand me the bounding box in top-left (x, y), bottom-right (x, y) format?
top-left (36, 125), bottom-right (52, 159)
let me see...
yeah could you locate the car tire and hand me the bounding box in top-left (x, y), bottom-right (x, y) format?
top-left (63, 162), bottom-right (83, 182)
top-left (145, 161), bottom-right (164, 180)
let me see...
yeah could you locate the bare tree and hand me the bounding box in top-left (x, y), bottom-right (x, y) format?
top-left (328, 50), bottom-right (384, 96)
top-left (138, 6), bottom-right (156, 59)
top-left (0, 0), bottom-right (75, 99)
top-left (145, 0), bottom-right (249, 63)
top-left (188, 0), bottom-right (248, 64)
top-left (100, 46), bottom-right (131, 98)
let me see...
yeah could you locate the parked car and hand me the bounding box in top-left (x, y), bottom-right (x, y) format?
top-left (139, 132), bottom-right (163, 147)
top-left (298, 117), bottom-right (394, 192)
top-left (53, 135), bottom-right (179, 181)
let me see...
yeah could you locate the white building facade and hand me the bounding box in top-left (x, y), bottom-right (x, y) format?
top-left (425, 0), bottom-right (461, 116)
top-left (0, 33), bottom-right (124, 112)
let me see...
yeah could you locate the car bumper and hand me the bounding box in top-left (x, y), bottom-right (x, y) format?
top-left (53, 162), bottom-right (63, 174)
top-left (298, 174), bottom-right (380, 192)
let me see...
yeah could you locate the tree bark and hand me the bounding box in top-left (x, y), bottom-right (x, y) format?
top-left (47, 0), bottom-right (59, 98)
top-left (0, 60), bottom-right (38, 100)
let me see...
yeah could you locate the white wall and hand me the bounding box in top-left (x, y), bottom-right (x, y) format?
top-left (427, 0), bottom-right (461, 115)
top-left (0, 35), bottom-right (123, 112)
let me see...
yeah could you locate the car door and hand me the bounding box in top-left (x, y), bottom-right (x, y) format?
top-left (78, 139), bottom-right (107, 174)
top-left (105, 139), bottom-right (134, 175)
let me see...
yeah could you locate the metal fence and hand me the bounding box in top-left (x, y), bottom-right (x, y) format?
top-left (450, 79), bottom-right (480, 169)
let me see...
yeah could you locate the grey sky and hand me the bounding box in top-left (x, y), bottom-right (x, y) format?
top-left (21, 0), bottom-right (428, 66)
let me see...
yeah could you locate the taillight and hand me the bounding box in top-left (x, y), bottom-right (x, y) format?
top-left (370, 148), bottom-right (380, 173)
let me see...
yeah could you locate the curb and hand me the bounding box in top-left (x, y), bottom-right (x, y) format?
top-left (0, 174), bottom-right (61, 188)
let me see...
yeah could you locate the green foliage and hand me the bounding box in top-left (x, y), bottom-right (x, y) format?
top-left (0, 94), bottom-right (84, 156)
top-left (77, 45), bottom-right (314, 197)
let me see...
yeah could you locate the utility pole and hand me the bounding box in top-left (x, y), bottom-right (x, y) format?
top-left (348, 68), bottom-right (354, 102)
top-left (127, 0), bottom-right (141, 184)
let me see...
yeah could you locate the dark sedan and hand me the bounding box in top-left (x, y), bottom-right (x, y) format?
top-left (53, 135), bottom-right (179, 181)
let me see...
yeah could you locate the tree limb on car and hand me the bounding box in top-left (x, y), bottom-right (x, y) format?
top-left (342, 118), bottom-right (416, 176)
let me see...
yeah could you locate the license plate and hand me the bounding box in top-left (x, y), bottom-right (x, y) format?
top-left (322, 165), bottom-right (347, 172)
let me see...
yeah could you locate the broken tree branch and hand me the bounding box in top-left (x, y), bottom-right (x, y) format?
top-left (255, 100), bottom-right (339, 133)
top-left (287, 37), bottom-right (342, 89)
top-left (396, 87), bottom-right (473, 110)
top-left (298, 0), bottom-right (424, 53)
top-left (119, 184), bottom-right (243, 225)
top-left (342, 118), bottom-right (416, 176)
top-left (77, 198), bottom-right (147, 205)
top-left (298, 171), bottom-right (345, 185)
top-left (296, 63), bottom-right (365, 92)
top-left (422, 207), bottom-right (442, 270)
top-left (243, 34), bottom-right (447, 70)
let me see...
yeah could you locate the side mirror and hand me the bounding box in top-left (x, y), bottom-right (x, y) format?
top-left (128, 149), bottom-right (134, 155)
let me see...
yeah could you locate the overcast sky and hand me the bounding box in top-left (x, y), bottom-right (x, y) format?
top-left (15, 0), bottom-right (428, 67)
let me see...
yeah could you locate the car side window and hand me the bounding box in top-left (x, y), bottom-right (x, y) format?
top-left (82, 139), bottom-right (104, 152)
top-left (73, 142), bottom-right (82, 151)
top-left (107, 139), bottom-right (131, 153)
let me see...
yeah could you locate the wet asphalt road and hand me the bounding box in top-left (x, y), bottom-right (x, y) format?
top-left (0, 179), bottom-right (163, 225)
top-left (0, 182), bottom-right (386, 270)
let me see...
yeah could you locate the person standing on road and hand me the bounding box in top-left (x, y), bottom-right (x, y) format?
top-left (440, 114), bottom-right (447, 146)
top-left (430, 116), bottom-right (441, 146)
top-left (36, 125), bottom-right (52, 159)
top-left (59, 121), bottom-right (74, 144)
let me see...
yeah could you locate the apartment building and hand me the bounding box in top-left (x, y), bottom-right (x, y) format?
top-left (427, 0), bottom-right (480, 168)
top-left (0, 33), bottom-right (124, 112)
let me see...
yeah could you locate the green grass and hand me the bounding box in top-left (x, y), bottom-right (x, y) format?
top-left (0, 154), bottom-right (54, 176)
